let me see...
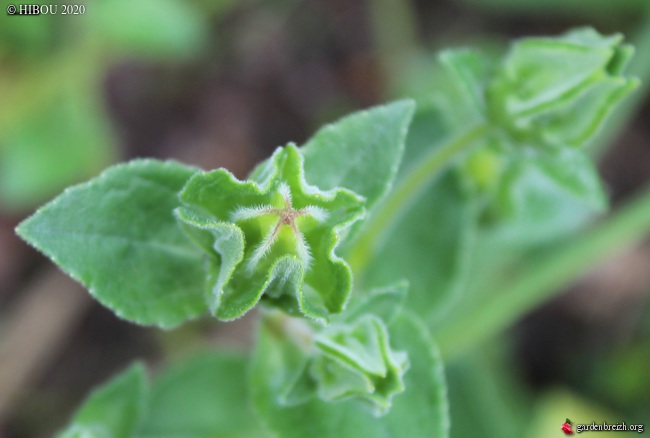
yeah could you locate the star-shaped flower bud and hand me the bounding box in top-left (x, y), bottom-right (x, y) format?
top-left (231, 182), bottom-right (328, 271)
top-left (175, 144), bottom-right (365, 322)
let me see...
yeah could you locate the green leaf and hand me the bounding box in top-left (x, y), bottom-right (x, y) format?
top-left (177, 145), bottom-right (365, 323)
top-left (395, 103), bottom-right (451, 176)
top-left (251, 311), bottom-right (449, 437)
top-left (0, 86), bottom-right (115, 212)
top-left (446, 350), bottom-right (532, 438)
top-left (488, 148), bottom-right (607, 245)
top-left (90, 0), bottom-right (208, 59)
top-left (339, 281), bottom-right (407, 325)
top-left (16, 160), bottom-right (208, 328)
top-left (353, 92), bottom-right (479, 325)
top-left (360, 172), bottom-right (477, 326)
top-left (58, 364), bottom-right (147, 438)
top-left (137, 351), bottom-right (268, 438)
top-left (300, 100), bottom-right (415, 218)
top-left (439, 49), bottom-right (494, 119)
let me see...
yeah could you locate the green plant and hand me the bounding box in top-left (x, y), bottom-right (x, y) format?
top-left (0, 0), bottom-right (215, 212)
top-left (16, 28), bottom-right (646, 437)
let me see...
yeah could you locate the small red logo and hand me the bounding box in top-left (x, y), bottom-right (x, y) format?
top-left (561, 418), bottom-right (574, 435)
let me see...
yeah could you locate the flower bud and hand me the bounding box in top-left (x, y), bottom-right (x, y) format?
top-left (488, 27), bottom-right (639, 149)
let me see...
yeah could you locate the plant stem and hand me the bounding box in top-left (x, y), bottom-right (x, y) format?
top-left (348, 123), bottom-right (490, 274)
top-left (437, 184), bottom-right (650, 360)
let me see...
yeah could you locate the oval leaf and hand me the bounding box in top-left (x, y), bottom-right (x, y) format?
top-left (16, 160), bottom-right (207, 328)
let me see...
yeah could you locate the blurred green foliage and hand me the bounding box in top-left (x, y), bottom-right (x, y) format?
top-left (0, 0), bottom-right (224, 212)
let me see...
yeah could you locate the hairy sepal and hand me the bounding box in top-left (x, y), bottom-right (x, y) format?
top-left (251, 309), bottom-right (449, 437)
top-left (280, 284), bottom-right (410, 416)
top-left (177, 144), bottom-right (365, 322)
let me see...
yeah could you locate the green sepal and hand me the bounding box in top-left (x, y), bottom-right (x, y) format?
top-left (174, 208), bottom-right (247, 318)
top-left (281, 282), bottom-right (409, 411)
top-left (533, 74), bottom-right (639, 148)
top-left (310, 315), bottom-right (409, 416)
top-left (488, 27), bottom-right (639, 149)
top-left (251, 311), bottom-right (449, 437)
top-left (177, 144), bottom-right (365, 323)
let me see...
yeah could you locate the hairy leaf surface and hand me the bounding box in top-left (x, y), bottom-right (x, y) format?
top-left (137, 352), bottom-right (268, 438)
top-left (17, 160), bottom-right (207, 328)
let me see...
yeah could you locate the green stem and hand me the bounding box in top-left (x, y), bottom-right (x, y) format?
top-left (348, 123), bottom-right (490, 273)
top-left (437, 184), bottom-right (650, 360)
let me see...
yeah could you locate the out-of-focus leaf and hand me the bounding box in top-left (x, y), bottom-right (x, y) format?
top-left (0, 11), bottom-right (56, 58)
top-left (439, 49), bottom-right (494, 119)
top-left (446, 350), bottom-right (532, 438)
top-left (339, 281), bottom-right (407, 325)
top-left (0, 88), bottom-right (114, 211)
top-left (488, 148), bottom-right (607, 246)
top-left (137, 351), bottom-right (269, 438)
top-left (57, 364), bottom-right (147, 438)
top-left (526, 390), bottom-right (632, 438)
top-left (90, 0), bottom-right (208, 58)
top-left (488, 28), bottom-right (639, 149)
top-left (360, 172), bottom-right (476, 326)
top-left (16, 160), bottom-right (207, 328)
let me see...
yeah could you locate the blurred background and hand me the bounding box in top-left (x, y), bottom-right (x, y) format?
top-left (0, 0), bottom-right (649, 436)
